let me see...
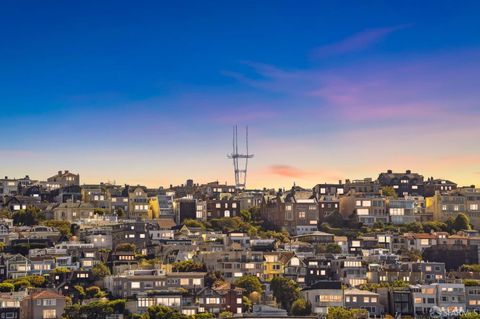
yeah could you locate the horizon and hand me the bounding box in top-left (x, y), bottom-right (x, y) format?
top-left (1, 1), bottom-right (480, 188)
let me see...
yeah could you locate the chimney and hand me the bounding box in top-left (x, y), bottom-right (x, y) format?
top-left (387, 170), bottom-right (393, 174)
top-left (406, 170), bottom-right (411, 174)
top-left (65, 170), bottom-right (69, 174)
top-left (58, 171), bottom-right (62, 175)
top-left (339, 180), bottom-right (342, 185)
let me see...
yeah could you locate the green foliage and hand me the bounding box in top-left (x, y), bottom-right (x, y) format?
top-left (241, 296), bottom-right (253, 312)
top-left (291, 298), bottom-right (311, 316)
top-left (239, 210), bottom-right (252, 222)
top-left (13, 280), bottom-right (31, 291)
top-left (454, 213), bottom-right (471, 231)
top-left (116, 243), bottom-right (136, 252)
top-left (381, 186), bottom-right (398, 198)
top-left (12, 206), bottom-right (44, 226)
top-left (270, 277), bottom-right (300, 312)
top-left (183, 219), bottom-right (206, 230)
top-left (86, 286), bottom-right (107, 298)
top-left (315, 243), bottom-right (342, 254)
top-left (74, 285), bottom-right (86, 300)
top-left (327, 307), bottom-right (369, 319)
top-left (460, 312), bottom-right (480, 319)
top-left (205, 271), bottom-right (225, 288)
top-left (0, 283), bottom-right (14, 292)
top-left (63, 299), bottom-right (126, 319)
top-left (258, 230), bottom-right (290, 243)
top-left (194, 313), bottom-right (216, 319)
top-left (42, 220), bottom-right (72, 237)
top-left (4, 275), bottom-right (46, 291)
top-left (53, 267), bottom-right (71, 274)
top-left (92, 262), bottom-right (111, 281)
top-left (461, 264), bottom-right (480, 272)
top-left (234, 275), bottom-right (263, 296)
top-left (464, 280), bottom-right (480, 286)
top-left (359, 280), bottom-right (408, 292)
top-left (219, 311), bottom-right (234, 319)
top-left (94, 208), bottom-right (106, 216)
top-left (324, 211), bottom-right (345, 228)
top-left (145, 305), bottom-right (189, 319)
top-left (172, 260), bottom-right (206, 272)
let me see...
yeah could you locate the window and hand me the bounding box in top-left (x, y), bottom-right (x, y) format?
top-left (442, 205), bottom-right (447, 211)
top-left (43, 299), bottom-right (56, 306)
top-left (224, 210), bottom-right (230, 217)
top-left (470, 204), bottom-right (479, 211)
top-left (215, 203), bottom-right (221, 208)
top-left (42, 310), bottom-right (56, 319)
top-left (131, 282), bottom-right (141, 289)
top-left (362, 201), bottom-right (371, 207)
top-left (298, 211), bottom-right (306, 219)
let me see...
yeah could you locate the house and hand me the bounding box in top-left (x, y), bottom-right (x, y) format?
top-left (20, 289), bottom-right (67, 319)
top-left (331, 257), bottom-right (368, 287)
top-left (0, 291), bottom-right (27, 319)
top-left (127, 186), bottom-right (149, 219)
top-left (339, 193), bottom-right (387, 226)
top-left (52, 202), bottom-right (94, 222)
top-left (6, 255), bottom-right (33, 279)
top-left (433, 283), bottom-right (466, 313)
top-left (47, 170), bottom-right (79, 187)
top-left (410, 284), bottom-right (437, 316)
top-left (344, 288), bottom-right (384, 316)
top-left (301, 281), bottom-right (343, 315)
top-left (424, 178), bottom-right (457, 197)
top-left (378, 169), bottom-right (424, 197)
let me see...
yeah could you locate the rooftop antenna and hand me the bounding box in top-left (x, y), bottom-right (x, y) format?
top-left (227, 125), bottom-right (254, 189)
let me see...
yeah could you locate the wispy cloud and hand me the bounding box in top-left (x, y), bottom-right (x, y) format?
top-left (268, 165), bottom-right (311, 178)
top-left (312, 24), bottom-right (412, 58)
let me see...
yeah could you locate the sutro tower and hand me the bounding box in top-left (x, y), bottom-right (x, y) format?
top-left (227, 125), bottom-right (254, 189)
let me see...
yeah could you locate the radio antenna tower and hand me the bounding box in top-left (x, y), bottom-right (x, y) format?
top-left (227, 125), bottom-right (254, 189)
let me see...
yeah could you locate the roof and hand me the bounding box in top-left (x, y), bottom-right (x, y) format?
top-left (344, 288), bottom-right (378, 296)
top-left (157, 218), bottom-right (176, 229)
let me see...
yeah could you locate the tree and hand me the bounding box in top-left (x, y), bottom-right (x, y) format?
top-left (13, 206), bottom-right (43, 226)
top-left (63, 299), bottom-right (126, 319)
top-left (327, 307), bottom-right (368, 319)
top-left (183, 219), bottom-right (206, 230)
top-left (316, 243), bottom-right (342, 254)
top-left (219, 311), bottom-right (234, 319)
top-left (461, 313), bottom-right (480, 319)
top-left (92, 262), bottom-right (111, 281)
top-left (324, 211), bottom-right (345, 228)
top-left (194, 313), bottom-right (215, 319)
top-left (381, 186), bottom-right (398, 198)
top-left (116, 243), bottom-right (136, 252)
top-left (454, 213), bottom-right (471, 231)
top-left (291, 298), bottom-right (311, 316)
top-left (0, 283), bottom-right (14, 292)
top-left (13, 280), bottom-right (31, 291)
top-left (42, 220), bottom-right (72, 237)
top-left (172, 260), bottom-right (206, 272)
top-left (234, 275), bottom-right (263, 296)
top-left (146, 305), bottom-right (189, 319)
top-left (205, 271), bottom-right (225, 288)
top-left (270, 277), bottom-right (299, 312)
top-left (240, 210), bottom-right (252, 222)
top-left (86, 286), bottom-right (106, 299)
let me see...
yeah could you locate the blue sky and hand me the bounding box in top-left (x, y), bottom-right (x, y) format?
top-left (1, 1), bottom-right (480, 187)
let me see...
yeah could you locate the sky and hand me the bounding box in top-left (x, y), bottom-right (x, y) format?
top-left (1, 1), bottom-right (480, 189)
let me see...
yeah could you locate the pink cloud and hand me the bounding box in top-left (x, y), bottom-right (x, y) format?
top-left (312, 25), bottom-right (411, 57)
top-left (267, 165), bottom-right (311, 178)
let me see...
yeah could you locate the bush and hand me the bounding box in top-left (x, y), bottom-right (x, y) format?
top-left (291, 298), bottom-right (311, 315)
top-left (0, 283), bottom-right (14, 292)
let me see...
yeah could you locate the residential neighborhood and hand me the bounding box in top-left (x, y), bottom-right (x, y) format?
top-left (0, 170), bottom-right (479, 318)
